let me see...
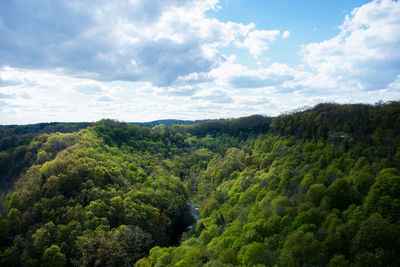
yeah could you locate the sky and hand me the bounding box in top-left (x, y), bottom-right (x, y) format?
top-left (0, 0), bottom-right (400, 124)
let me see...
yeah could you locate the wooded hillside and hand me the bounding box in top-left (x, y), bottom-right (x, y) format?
top-left (1, 102), bottom-right (399, 266)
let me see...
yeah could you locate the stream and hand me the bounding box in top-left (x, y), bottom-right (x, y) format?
top-left (186, 200), bottom-right (200, 231)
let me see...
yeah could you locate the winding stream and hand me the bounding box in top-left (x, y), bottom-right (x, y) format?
top-left (186, 200), bottom-right (200, 230)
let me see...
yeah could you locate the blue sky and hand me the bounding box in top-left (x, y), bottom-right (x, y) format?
top-left (213, 0), bottom-right (370, 64)
top-left (0, 0), bottom-right (399, 124)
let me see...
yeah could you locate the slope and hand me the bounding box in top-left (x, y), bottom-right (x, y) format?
top-left (1, 102), bottom-right (400, 266)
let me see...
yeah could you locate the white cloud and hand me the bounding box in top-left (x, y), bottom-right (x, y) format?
top-left (74, 83), bottom-right (105, 95)
top-left (211, 56), bottom-right (300, 89)
top-left (0, 92), bottom-right (15, 99)
top-left (95, 95), bottom-right (115, 102)
top-left (302, 0), bottom-right (400, 91)
top-left (0, 0), bottom-right (257, 87)
top-left (191, 88), bottom-right (233, 104)
top-left (0, 67), bottom-right (123, 124)
top-left (236, 30), bottom-right (281, 58)
top-left (156, 86), bottom-right (200, 97)
top-left (282, 30), bottom-right (290, 39)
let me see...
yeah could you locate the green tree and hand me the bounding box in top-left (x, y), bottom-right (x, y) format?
top-left (352, 213), bottom-right (398, 266)
top-left (364, 168), bottom-right (400, 222)
top-left (280, 230), bottom-right (320, 266)
top-left (8, 192), bottom-right (24, 211)
top-left (239, 242), bottom-right (268, 266)
top-left (41, 245), bottom-right (66, 267)
top-left (306, 184), bottom-right (327, 206)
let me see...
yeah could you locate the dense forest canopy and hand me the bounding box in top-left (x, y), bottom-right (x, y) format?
top-left (1, 101), bottom-right (400, 266)
top-left (0, 123), bottom-right (92, 192)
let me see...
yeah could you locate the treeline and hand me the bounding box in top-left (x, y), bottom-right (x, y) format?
top-left (270, 101), bottom-right (400, 143)
top-left (131, 119), bottom-right (201, 127)
top-left (0, 122), bottom-right (92, 150)
top-left (181, 115), bottom-right (271, 138)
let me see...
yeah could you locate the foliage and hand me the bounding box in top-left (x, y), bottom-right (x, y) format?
top-left (1, 102), bottom-right (400, 266)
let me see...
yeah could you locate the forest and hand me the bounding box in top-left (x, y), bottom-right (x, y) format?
top-left (0, 101), bottom-right (400, 266)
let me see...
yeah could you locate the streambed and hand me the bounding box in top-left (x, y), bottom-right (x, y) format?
top-left (186, 200), bottom-right (199, 230)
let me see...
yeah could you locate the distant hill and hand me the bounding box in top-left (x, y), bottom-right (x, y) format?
top-left (0, 122), bottom-right (92, 138)
top-left (130, 119), bottom-right (202, 126)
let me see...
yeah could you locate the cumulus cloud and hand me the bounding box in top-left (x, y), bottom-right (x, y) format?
top-left (302, 0), bottom-right (400, 91)
top-left (0, 67), bottom-right (110, 97)
top-left (95, 95), bottom-right (115, 102)
top-left (192, 88), bottom-right (233, 103)
top-left (0, 69), bottom-right (23, 87)
top-left (74, 84), bottom-right (104, 95)
top-left (234, 96), bottom-right (271, 106)
top-left (236, 29), bottom-right (291, 58)
top-left (156, 86), bottom-right (199, 97)
top-left (0, 67), bottom-right (120, 124)
top-left (0, 0), bottom-right (258, 87)
top-left (236, 30), bottom-right (281, 58)
top-left (0, 78), bottom-right (21, 87)
top-left (0, 93), bottom-right (15, 99)
top-left (211, 56), bottom-right (298, 89)
top-left (228, 73), bottom-right (294, 89)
